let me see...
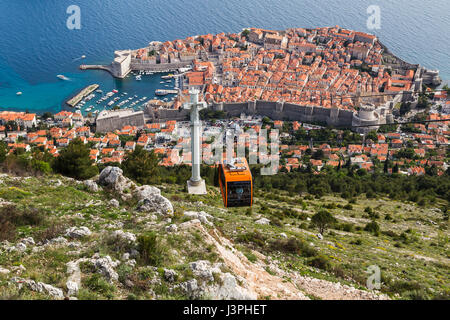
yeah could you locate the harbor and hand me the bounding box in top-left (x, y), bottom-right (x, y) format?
top-left (66, 84), bottom-right (99, 108)
top-left (63, 69), bottom-right (181, 116)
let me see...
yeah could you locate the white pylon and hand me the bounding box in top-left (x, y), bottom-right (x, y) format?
top-left (183, 88), bottom-right (207, 194)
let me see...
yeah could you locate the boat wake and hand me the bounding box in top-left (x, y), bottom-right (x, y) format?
top-left (72, 55), bottom-right (86, 62)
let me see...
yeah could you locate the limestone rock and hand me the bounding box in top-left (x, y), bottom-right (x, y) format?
top-left (179, 219), bottom-right (201, 229)
top-left (164, 269), bottom-right (177, 282)
top-left (66, 280), bottom-right (79, 296)
top-left (15, 243), bottom-right (27, 252)
top-left (136, 195), bottom-right (173, 216)
top-left (11, 277), bottom-right (64, 299)
top-left (91, 254), bottom-right (120, 282)
top-left (184, 211), bottom-right (213, 225)
top-left (133, 185), bottom-right (161, 201)
top-left (109, 199), bottom-right (120, 208)
top-left (165, 224), bottom-right (178, 233)
top-left (20, 237), bottom-right (35, 246)
top-left (0, 266), bottom-right (10, 275)
top-left (207, 273), bottom-right (257, 300)
top-left (83, 180), bottom-right (99, 192)
top-left (111, 230), bottom-right (137, 243)
top-left (65, 227), bottom-right (92, 239)
top-left (98, 166), bottom-right (133, 197)
top-left (255, 218), bottom-right (270, 225)
top-left (189, 260), bottom-right (218, 282)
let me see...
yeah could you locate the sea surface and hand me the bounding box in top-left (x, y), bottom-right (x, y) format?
top-left (0, 0), bottom-right (449, 114)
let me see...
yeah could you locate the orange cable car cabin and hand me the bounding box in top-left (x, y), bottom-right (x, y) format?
top-left (218, 157), bottom-right (253, 207)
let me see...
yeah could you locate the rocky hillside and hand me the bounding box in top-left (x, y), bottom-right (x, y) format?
top-left (0, 169), bottom-right (447, 300)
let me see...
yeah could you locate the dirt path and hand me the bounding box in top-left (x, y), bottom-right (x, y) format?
top-left (194, 222), bottom-right (390, 300)
top-left (194, 223), bottom-right (310, 300)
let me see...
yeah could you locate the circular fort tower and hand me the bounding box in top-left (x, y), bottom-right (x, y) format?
top-left (352, 104), bottom-right (382, 134)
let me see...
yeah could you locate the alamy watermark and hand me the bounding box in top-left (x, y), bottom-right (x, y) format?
top-left (66, 5), bottom-right (81, 30)
top-left (367, 5), bottom-right (381, 30)
top-left (167, 126), bottom-right (280, 175)
top-left (366, 265), bottom-right (381, 290)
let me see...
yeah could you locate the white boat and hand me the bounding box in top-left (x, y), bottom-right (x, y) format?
top-left (57, 75), bottom-right (69, 81)
top-left (16, 91), bottom-right (22, 96)
top-left (136, 75), bottom-right (142, 81)
top-left (85, 107), bottom-right (92, 112)
top-left (81, 55), bottom-right (86, 59)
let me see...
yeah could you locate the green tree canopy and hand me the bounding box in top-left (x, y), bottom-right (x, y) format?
top-left (311, 209), bottom-right (336, 234)
top-left (122, 146), bottom-right (160, 185)
top-left (52, 138), bottom-right (98, 180)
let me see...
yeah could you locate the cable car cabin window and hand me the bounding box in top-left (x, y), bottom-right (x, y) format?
top-left (226, 181), bottom-right (252, 207)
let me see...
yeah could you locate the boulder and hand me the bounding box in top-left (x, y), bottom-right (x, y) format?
top-left (91, 254), bottom-right (120, 282)
top-left (189, 260), bottom-right (220, 282)
top-left (165, 224), bottom-right (178, 233)
top-left (66, 280), bottom-right (79, 296)
top-left (98, 166), bottom-right (133, 196)
top-left (15, 243), bottom-right (27, 252)
top-left (207, 273), bottom-right (257, 300)
top-left (184, 211), bottom-right (213, 225)
top-left (255, 218), bottom-right (271, 225)
top-left (98, 166), bottom-right (123, 187)
top-left (65, 227), bottom-right (92, 239)
top-left (111, 230), bottom-right (136, 243)
top-left (83, 180), bottom-right (99, 192)
top-left (180, 279), bottom-right (198, 297)
top-left (45, 236), bottom-right (68, 246)
top-left (136, 195), bottom-right (173, 216)
top-left (0, 267), bottom-right (10, 275)
top-left (20, 237), bottom-right (35, 246)
top-left (11, 277), bottom-right (64, 299)
top-left (109, 199), bottom-right (120, 208)
top-left (133, 185), bottom-right (161, 201)
top-left (164, 269), bottom-right (178, 282)
top-left (179, 219), bottom-right (201, 229)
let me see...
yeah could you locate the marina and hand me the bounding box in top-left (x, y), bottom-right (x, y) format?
top-left (66, 69), bottom-right (181, 115)
top-left (66, 84), bottom-right (99, 108)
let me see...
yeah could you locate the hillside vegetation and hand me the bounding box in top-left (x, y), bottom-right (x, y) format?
top-left (0, 166), bottom-right (448, 300)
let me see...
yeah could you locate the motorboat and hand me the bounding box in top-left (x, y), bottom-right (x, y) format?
top-left (57, 74), bottom-right (69, 81)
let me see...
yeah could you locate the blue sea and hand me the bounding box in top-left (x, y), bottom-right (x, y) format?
top-left (0, 0), bottom-right (449, 114)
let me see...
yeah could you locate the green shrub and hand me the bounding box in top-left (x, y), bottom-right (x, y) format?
top-left (0, 205), bottom-right (45, 241)
top-left (343, 204), bottom-right (353, 210)
top-left (83, 274), bottom-right (115, 298)
top-left (364, 221), bottom-right (380, 236)
top-left (307, 255), bottom-right (331, 270)
top-left (350, 239), bottom-right (362, 245)
top-left (339, 223), bottom-right (354, 232)
top-left (137, 232), bottom-right (166, 266)
top-left (236, 231), bottom-right (266, 247)
top-left (270, 238), bottom-right (318, 257)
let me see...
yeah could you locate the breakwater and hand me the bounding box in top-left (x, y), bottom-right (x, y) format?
top-left (66, 84), bottom-right (99, 107)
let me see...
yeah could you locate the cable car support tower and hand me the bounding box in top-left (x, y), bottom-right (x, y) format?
top-left (184, 88), bottom-right (207, 195)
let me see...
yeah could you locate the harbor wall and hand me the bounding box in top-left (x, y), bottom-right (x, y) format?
top-left (131, 60), bottom-right (191, 72)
